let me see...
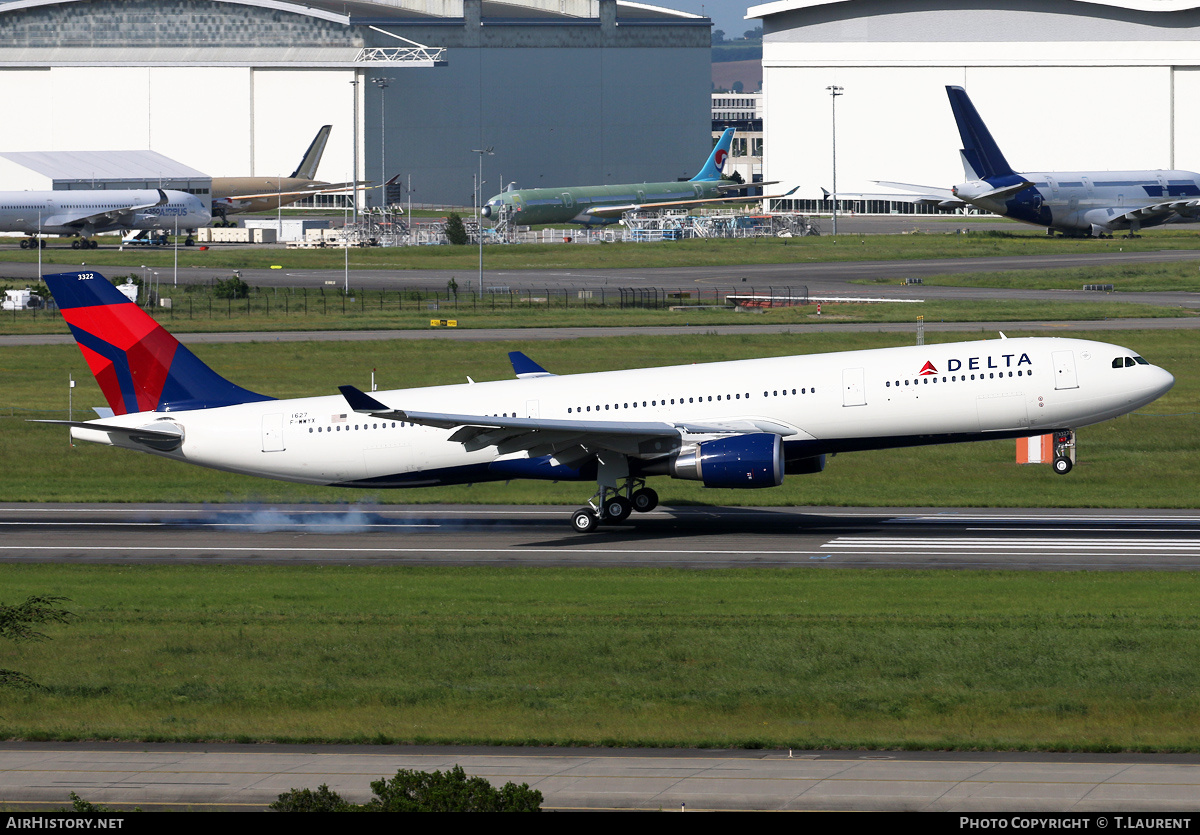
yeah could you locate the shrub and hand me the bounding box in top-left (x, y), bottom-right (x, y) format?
top-left (444, 213), bottom-right (469, 246)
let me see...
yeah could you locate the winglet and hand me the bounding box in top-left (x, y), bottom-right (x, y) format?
top-left (690, 128), bottom-right (734, 182)
top-left (508, 351), bottom-right (555, 378)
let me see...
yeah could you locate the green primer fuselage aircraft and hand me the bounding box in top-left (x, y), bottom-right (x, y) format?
top-left (481, 129), bottom-right (787, 227)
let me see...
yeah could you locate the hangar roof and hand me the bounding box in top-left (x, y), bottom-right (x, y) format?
top-left (0, 150), bottom-right (210, 181)
top-left (0, 0), bottom-right (704, 22)
top-left (746, 0), bottom-right (1200, 20)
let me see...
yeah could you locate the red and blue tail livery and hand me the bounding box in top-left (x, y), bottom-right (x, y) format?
top-left (46, 271), bottom-right (272, 414)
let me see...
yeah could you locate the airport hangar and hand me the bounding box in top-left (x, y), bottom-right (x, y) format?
top-left (0, 0), bottom-right (712, 210)
top-left (749, 0), bottom-right (1200, 214)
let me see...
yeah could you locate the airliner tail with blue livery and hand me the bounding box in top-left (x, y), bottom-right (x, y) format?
top-left (886, 86), bottom-right (1200, 237)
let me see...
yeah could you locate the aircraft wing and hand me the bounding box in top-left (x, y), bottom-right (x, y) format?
top-left (1111, 199), bottom-right (1200, 225)
top-left (339, 385), bottom-right (796, 461)
top-left (873, 181), bottom-right (966, 209)
top-left (584, 186), bottom-right (799, 219)
top-left (714, 180), bottom-right (781, 193)
top-left (223, 181), bottom-right (367, 201)
top-left (45, 189), bottom-right (170, 229)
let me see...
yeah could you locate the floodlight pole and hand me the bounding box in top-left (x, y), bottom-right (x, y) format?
top-left (472, 147), bottom-right (493, 297)
top-left (827, 85), bottom-right (843, 236)
top-left (372, 77), bottom-right (390, 212)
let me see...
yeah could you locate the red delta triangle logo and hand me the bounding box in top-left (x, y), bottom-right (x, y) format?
top-left (918, 361), bottom-right (938, 376)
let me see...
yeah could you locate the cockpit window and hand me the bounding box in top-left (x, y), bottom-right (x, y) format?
top-left (1134, 356), bottom-right (1149, 365)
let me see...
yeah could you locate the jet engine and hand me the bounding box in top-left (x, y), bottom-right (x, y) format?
top-left (664, 432), bottom-right (784, 489)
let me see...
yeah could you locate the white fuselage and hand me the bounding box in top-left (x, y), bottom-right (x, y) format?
top-left (68, 336), bottom-right (1174, 490)
top-left (956, 170), bottom-right (1200, 235)
top-left (0, 189), bottom-right (210, 237)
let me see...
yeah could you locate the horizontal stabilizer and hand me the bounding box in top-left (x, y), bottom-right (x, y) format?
top-left (30, 419), bottom-right (184, 451)
top-left (874, 181), bottom-right (958, 201)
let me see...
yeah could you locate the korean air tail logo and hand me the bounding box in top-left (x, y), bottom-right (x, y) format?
top-left (919, 361), bottom-right (938, 376)
top-left (714, 149), bottom-right (728, 168)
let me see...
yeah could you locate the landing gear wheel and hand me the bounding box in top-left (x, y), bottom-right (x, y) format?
top-left (631, 487), bottom-right (659, 513)
top-left (71, 240), bottom-right (81, 250)
top-left (89, 239), bottom-right (98, 249)
top-left (571, 508), bottom-right (600, 533)
top-left (19, 239), bottom-right (29, 249)
top-left (1053, 456), bottom-right (1073, 475)
top-left (185, 237), bottom-right (195, 247)
top-left (602, 495), bottom-right (632, 523)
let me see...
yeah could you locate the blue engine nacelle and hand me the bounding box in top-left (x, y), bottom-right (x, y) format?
top-left (669, 433), bottom-right (784, 489)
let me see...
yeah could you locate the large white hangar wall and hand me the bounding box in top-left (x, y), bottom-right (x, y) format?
top-left (249, 69), bottom-right (354, 182)
top-left (0, 0), bottom-right (711, 205)
top-left (0, 66), bottom-right (350, 182)
top-left (752, 0), bottom-right (1200, 203)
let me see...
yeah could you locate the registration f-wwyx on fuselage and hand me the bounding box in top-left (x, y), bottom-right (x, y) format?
top-left (39, 271), bottom-right (1174, 532)
top-left (881, 86), bottom-right (1200, 238)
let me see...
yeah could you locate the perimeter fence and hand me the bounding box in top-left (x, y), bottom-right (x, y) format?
top-left (1, 282), bottom-right (813, 321)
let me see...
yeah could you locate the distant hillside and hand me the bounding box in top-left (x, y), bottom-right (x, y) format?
top-left (712, 42), bottom-right (762, 63)
top-left (712, 59), bottom-right (762, 93)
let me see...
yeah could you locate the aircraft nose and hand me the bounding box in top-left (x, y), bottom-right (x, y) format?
top-left (1151, 366), bottom-right (1176, 399)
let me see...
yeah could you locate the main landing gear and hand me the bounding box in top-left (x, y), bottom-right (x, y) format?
top-left (71, 238), bottom-right (99, 250)
top-left (571, 482), bottom-right (660, 533)
top-left (570, 452), bottom-right (661, 532)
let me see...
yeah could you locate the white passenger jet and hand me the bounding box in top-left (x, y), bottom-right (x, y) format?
top-left (880, 86), bottom-right (1200, 237)
top-left (38, 271), bottom-right (1174, 532)
top-left (1, 188), bottom-right (210, 249)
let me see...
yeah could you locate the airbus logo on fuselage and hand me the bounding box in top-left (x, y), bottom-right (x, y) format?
top-left (920, 353), bottom-right (1033, 375)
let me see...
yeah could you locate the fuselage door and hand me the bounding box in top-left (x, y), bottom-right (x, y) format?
top-left (526, 400), bottom-right (540, 419)
top-left (261, 413), bottom-right (285, 452)
top-left (842, 367), bottom-right (866, 406)
top-left (561, 192), bottom-right (575, 210)
top-left (1052, 351), bottom-right (1079, 390)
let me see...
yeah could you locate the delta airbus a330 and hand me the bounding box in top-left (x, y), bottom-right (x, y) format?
top-left (39, 271), bottom-right (1174, 532)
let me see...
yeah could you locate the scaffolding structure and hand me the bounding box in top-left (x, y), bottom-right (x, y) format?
top-left (618, 210), bottom-right (821, 241)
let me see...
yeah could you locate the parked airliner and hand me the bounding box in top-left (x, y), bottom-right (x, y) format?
top-left (38, 271), bottom-right (1174, 532)
top-left (881, 86), bottom-right (1200, 237)
top-left (1, 188), bottom-right (210, 249)
top-left (480, 128), bottom-right (792, 227)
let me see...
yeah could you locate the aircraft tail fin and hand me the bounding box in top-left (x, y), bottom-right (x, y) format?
top-left (44, 271), bottom-right (273, 416)
top-left (690, 128), bottom-right (735, 182)
top-left (290, 125), bottom-right (332, 179)
top-left (945, 86), bottom-right (1016, 180)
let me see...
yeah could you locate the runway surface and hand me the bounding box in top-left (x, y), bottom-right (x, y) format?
top-left (1, 742), bottom-right (1198, 812)
top-left (3, 503), bottom-right (1199, 570)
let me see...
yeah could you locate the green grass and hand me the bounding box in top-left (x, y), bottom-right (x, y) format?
top-left (3, 328), bottom-right (1195, 506)
top-left (2, 565), bottom-right (1199, 749)
top-left (4, 226), bottom-right (1200, 273)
